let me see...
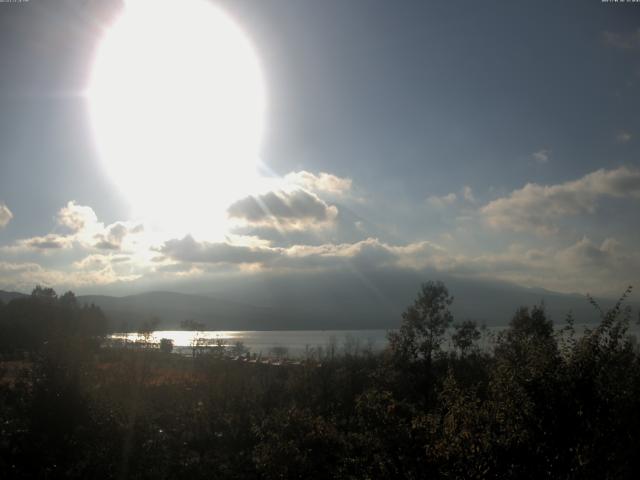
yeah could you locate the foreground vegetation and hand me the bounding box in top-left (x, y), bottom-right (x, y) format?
top-left (1, 283), bottom-right (639, 479)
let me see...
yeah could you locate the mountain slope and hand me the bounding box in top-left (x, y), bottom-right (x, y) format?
top-left (2, 272), bottom-right (633, 331)
top-left (0, 290), bottom-right (27, 304)
top-left (77, 291), bottom-right (291, 331)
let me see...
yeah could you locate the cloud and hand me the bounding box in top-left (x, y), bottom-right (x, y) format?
top-left (275, 238), bottom-right (399, 270)
top-left (3, 233), bottom-right (75, 254)
top-left (94, 223), bottom-right (130, 250)
top-left (8, 202), bottom-right (100, 252)
top-left (616, 131), bottom-right (632, 144)
top-left (57, 201), bottom-right (98, 233)
top-left (154, 232), bottom-right (639, 296)
top-left (158, 234), bottom-right (449, 275)
top-left (227, 189), bottom-right (338, 229)
top-left (1, 187), bottom-right (635, 297)
top-left (0, 259), bottom-right (138, 290)
top-left (73, 254), bottom-right (130, 271)
top-left (408, 236), bottom-right (639, 296)
top-left (427, 187), bottom-right (476, 208)
top-left (603, 29), bottom-right (640, 50)
top-left (284, 171), bottom-right (352, 196)
top-left (271, 238), bottom-right (446, 272)
top-left (6, 202), bottom-right (144, 253)
top-left (481, 166), bottom-right (640, 234)
top-left (426, 192), bottom-right (457, 207)
top-left (0, 261), bottom-right (65, 290)
top-left (532, 149), bottom-right (551, 164)
top-left (158, 235), bottom-right (279, 265)
top-left (3, 221), bottom-right (637, 297)
top-left (462, 186), bottom-right (476, 203)
top-left (0, 204), bottom-right (12, 228)
top-left (20, 234), bottom-right (73, 250)
top-left (228, 203), bottom-right (386, 250)
top-left (67, 253), bottom-right (141, 285)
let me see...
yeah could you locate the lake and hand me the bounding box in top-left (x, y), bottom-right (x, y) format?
top-left (110, 329), bottom-right (391, 357)
top-left (109, 323), bottom-right (639, 357)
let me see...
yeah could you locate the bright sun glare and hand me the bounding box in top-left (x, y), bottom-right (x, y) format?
top-left (88, 0), bottom-right (266, 237)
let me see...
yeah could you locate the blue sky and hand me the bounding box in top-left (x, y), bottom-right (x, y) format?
top-left (0, 0), bottom-right (639, 297)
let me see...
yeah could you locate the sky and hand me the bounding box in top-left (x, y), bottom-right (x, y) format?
top-left (0, 0), bottom-right (639, 299)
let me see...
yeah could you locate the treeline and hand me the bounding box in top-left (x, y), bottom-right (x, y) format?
top-left (1, 282), bottom-right (639, 479)
top-left (0, 286), bottom-right (108, 355)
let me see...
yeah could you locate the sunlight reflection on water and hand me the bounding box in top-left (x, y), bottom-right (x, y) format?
top-left (109, 323), bottom-right (640, 357)
top-left (110, 330), bottom-right (390, 356)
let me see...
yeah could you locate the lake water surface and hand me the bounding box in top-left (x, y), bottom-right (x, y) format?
top-left (110, 323), bottom-right (639, 357)
top-left (111, 329), bottom-right (391, 356)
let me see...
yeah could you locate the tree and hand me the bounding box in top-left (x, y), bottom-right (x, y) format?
top-left (492, 304), bottom-right (559, 415)
top-left (232, 340), bottom-right (248, 357)
top-left (159, 338), bottom-right (174, 354)
top-left (31, 285), bottom-right (57, 303)
top-left (508, 304), bottom-right (553, 339)
top-left (59, 291), bottom-right (78, 308)
top-left (137, 316), bottom-right (160, 346)
top-left (388, 281), bottom-right (454, 362)
top-left (452, 320), bottom-right (481, 356)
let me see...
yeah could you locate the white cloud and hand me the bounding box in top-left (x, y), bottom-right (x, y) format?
top-left (401, 235), bottom-right (638, 296)
top-left (158, 235), bottom-right (279, 265)
top-left (6, 202), bottom-right (144, 253)
top-left (284, 170), bottom-right (352, 196)
top-left (555, 236), bottom-right (625, 270)
top-left (71, 253), bottom-right (141, 285)
top-left (0, 203), bottom-right (12, 228)
top-left (426, 192), bottom-right (457, 207)
top-left (462, 186), bottom-right (476, 203)
top-left (155, 232), bottom-right (639, 295)
top-left (57, 201), bottom-right (98, 233)
top-left (94, 223), bottom-right (135, 250)
top-left (532, 149), bottom-right (550, 164)
top-left (1, 185), bottom-right (636, 296)
top-left (228, 189), bottom-right (338, 230)
top-left (0, 201), bottom-right (154, 290)
top-left (0, 261), bottom-right (65, 290)
top-left (427, 187), bottom-right (476, 207)
top-left (19, 234), bottom-right (74, 250)
top-left (73, 254), bottom-right (130, 271)
top-left (5, 243), bottom-right (146, 289)
top-left (481, 166), bottom-right (640, 234)
top-left (158, 235), bottom-right (448, 273)
top-left (0, 259), bottom-right (139, 291)
top-left (3, 220), bottom-right (637, 297)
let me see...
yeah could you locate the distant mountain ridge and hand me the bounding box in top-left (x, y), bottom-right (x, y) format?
top-left (0, 290), bottom-right (27, 304)
top-left (203, 270), bottom-right (623, 329)
top-left (77, 291), bottom-right (290, 331)
top-left (2, 272), bottom-right (635, 330)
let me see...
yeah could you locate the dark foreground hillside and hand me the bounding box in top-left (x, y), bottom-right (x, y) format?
top-left (1, 283), bottom-right (639, 479)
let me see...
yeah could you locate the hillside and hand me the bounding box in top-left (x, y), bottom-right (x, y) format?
top-left (2, 273), bottom-right (628, 331)
top-left (0, 290), bottom-right (27, 304)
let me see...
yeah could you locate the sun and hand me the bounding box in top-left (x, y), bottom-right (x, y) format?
top-left (88, 0), bottom-right (266, 238)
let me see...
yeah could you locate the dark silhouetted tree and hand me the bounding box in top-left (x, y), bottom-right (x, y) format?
top-left (31, 285), bottom-right (57, 303)
top-left (59, 290), bottom-right (78, 308)
top-left (452, 320), bottom-right (482, 356)
top-left (137, 316), bottom-right (160, 346)
top-left (388, 280), bottom-right (454, 362)
top-left (160, 338), bottom-right (174, 354)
